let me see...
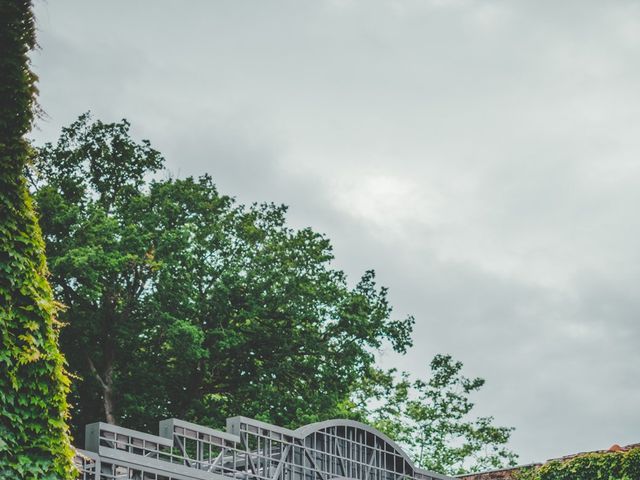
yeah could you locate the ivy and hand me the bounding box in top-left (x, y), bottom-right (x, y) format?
top-left (0, 0), bottom-right (76, 478)
top-left (516, 448), bottom-right (640, 480)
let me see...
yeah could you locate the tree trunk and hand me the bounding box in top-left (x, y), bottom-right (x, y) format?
top-left (102, 360), bottom-right (116, 424)
top-left (87, 353), bottom-right (117, 424)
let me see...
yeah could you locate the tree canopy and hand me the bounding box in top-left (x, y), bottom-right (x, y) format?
top-left (0, 0), bottom-right (75, 477)
top-left (354, 357), bottom-right (518, 475)
top-left (32, 113), bottom-right (415, 443)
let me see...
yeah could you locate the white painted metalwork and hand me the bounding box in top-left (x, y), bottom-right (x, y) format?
top-left (75, 417), bottom-right (452, 480)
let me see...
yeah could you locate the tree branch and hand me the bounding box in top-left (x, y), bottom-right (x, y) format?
top-left (86, 353), bottom-right (107, 391)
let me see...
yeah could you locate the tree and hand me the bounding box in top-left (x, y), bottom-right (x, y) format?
top-left (31, 113), bottom-right (415, 442)
top-left (355, 355), bottom-right (518, 475)
top-left (0, 0), bottom-right (76, 478)
top-left (33, 112), bottom-right (164, 428)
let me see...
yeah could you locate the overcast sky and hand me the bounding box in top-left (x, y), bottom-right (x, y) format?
top-left (32, 0), bottom-right (640, 466)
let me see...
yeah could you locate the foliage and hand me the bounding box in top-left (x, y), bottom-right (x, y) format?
top-left (352, 355), bottom-right (518, 476)
top-left (0, 0), bottom-right (76, 477)
top-left (515, 448), bottom-right (640, 480)
top-left (31, 113), bottom-right (415, 443)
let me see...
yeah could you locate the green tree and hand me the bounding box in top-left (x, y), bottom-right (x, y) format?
top-left (0, 0), bottom-right (76, 477)
top-left (31, 113), bottom-right (415, 442)
top-left (355, 355), bottom-right (518, 475)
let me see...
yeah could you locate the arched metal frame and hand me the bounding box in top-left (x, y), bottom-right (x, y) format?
top-left (75, 417), bottom-right (452, 480)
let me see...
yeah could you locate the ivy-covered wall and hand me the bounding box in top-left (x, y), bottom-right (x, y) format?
top-left (0, 0), bottom-right (76, 478)
top-left (516, 448), bottom-right (640, 480)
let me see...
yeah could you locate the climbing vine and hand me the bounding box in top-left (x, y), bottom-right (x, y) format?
top-left (516, 448), bottom-right (640, 480)
top-left (0, 0), bottom-right (76, 478)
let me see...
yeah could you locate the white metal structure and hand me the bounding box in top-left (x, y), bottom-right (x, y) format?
top-left (74, 417), bottom-right (453, 480)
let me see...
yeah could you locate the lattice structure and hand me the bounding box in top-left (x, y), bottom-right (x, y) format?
top-left (75, 417), bottom-right (452, 480)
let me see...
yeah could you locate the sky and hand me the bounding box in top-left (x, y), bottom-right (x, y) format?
top-left (31, 0), bottom-right (640, 466)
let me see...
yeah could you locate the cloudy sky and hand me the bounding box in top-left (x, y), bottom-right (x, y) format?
top-left (32, 0), bottom-right (640, 466)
